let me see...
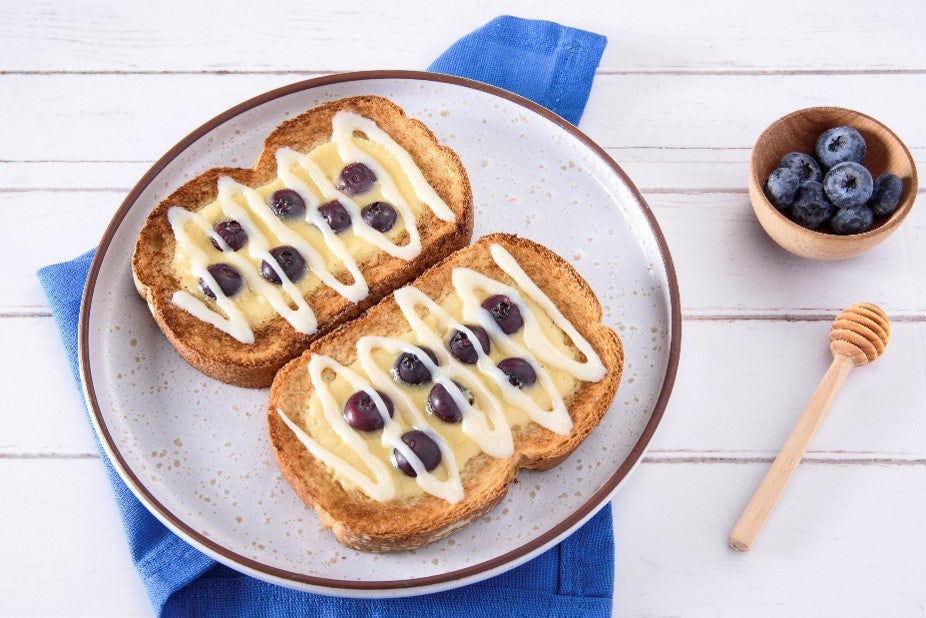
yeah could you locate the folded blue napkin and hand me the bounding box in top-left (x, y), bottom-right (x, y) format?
top-left (428, 16), bottom-right (606, 125)
top-left (38, 16), bottom-right (610, 617)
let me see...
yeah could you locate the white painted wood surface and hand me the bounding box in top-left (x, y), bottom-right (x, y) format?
top-left (2, 1), bottom-right (924, 615)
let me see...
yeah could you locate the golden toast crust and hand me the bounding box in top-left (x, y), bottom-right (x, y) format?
top-left (267, 234), bottom-right (623, 552)
top-left (131, 96), bottom-right (473, 387)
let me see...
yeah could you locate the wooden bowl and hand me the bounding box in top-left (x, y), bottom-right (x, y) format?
top-left (749, 107), bottom-right (917, 260)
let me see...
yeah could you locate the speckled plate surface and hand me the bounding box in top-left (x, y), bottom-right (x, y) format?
top-left (79, 71), bottom-right (680, 597)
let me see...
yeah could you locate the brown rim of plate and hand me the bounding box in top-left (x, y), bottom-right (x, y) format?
top-left (78, 70), bottom-right (682, 594)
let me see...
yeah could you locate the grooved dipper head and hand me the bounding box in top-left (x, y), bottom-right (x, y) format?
top-left (830, 303), bottom-right (890, 366)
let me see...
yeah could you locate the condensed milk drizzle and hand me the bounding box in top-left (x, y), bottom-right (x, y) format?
top-left (167, 111), bottom-right (455, 343)
top-left (277, 243), bottom-right (606, 504)
top-left (331, 112), bottom-right (456, 224)
top-left (278, 357), bottom-right (396, 502)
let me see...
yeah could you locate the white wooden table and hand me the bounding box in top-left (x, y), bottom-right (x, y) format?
top-left (3, 2), bottom-right (924, 615)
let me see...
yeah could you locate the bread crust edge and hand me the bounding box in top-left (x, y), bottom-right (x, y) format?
top-left (266, 233), bottom-right (624, 552)
top-left (131, 95), bottom-right (473, 388)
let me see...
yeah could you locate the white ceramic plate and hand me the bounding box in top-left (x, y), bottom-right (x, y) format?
top-left (80, 71), bottom-right (680, 597)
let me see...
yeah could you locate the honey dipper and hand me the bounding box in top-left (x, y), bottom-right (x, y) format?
top-left (728, 303), bottom-right (890, 551)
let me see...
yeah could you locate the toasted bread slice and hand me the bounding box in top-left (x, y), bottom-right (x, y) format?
top-left (267, 234), bottom-right (623, 551)
top-left (132, 96), bottom-right (473, 387)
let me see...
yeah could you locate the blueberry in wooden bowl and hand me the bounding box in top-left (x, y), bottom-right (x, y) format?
top-left (748, 106), bottom-right (917, 260)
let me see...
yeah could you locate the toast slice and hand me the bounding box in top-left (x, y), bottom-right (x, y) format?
top-left (132, 96), bottom-right (473, 387)
top-left (267, 234), bottom-right (623, 551)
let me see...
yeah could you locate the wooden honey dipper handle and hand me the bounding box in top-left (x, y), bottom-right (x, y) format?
top-left (729, 304), bottom-right (890, 552)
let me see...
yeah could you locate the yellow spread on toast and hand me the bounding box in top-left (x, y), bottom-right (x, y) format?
top-left (163, 109), bottom-right (457, 344)
top-left (274, 237), bottom-right (617, 507)
top-left (170, 138), bottom-right (422, 328)
top-left (299, 288), bottom-right (580, 501)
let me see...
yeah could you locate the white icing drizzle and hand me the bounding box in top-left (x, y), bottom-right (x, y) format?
top-left (331, 111), bottom-right (456, 223)
top-left (167, 110), bottom-right (457, 342)
top-left (167, 207), bottom-right (254, 344)
top-left (452, 266), bottom-right (573, 435)
top-left (355, 337), bottom-right (464, 503)
top-left (274, 148), bottom-right (368, 301)
top-left (488, 243), bottom-right (606, 382)
top-left (275, 146), bottom-right (417, 261)
top-left (392, 288), bottom-right (515, 459)
top-left (280, 356), bottom-right (397, 502)
top-left (280, 242), bottom-right (607, 504)
top-left (167, 176), bottom-right (322, 343)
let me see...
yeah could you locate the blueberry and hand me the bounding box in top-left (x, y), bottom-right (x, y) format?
top-left (211, 219), bottom-right (248, 251)
top-left (199, 263), bottom-right (243, 299)
top-left (497, 357), bottom-right (537, 389)
top-left (392, 346), bottom-right (439, 386)
top-left (816, 126), bottom-right (866, 170)
top-left (268, 189), bottom-right (306, 219)
top-left (260, 246), bottom-right (306, 284)
top-left (482, 294), bottom-right (524, 334)
top-left (426, 381), bottom-right (474, 423)
top-left (393, 430), bottom-right (441, 477)
top-left (778, 152), bottom-right (822, 185)
top-left (823, 162), bottom-right (873, 209)
top-left (343, 390), bottom-right (394, 432)
top-left (446, 325), bottom-right (491, 364)
top-left (336, 162), bottom-right (376, 196)
top-left (789, 182), bottom-right (835, 230)
top-left (317, 199), bottom-right (351, 233)
top-left (830, 205), bottom-right (874, 235)
top-left (361, 201), bottom-right (397, 233)
top-left (764, 167), bottom-right (801, 209)
top-left (869, 173), bottom-right (903, 216)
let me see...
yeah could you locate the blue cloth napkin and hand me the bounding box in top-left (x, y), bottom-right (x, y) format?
top-left (37, 16), bottom-right (611, 618)
top-left (428, 16), bottom-right (606, 125)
